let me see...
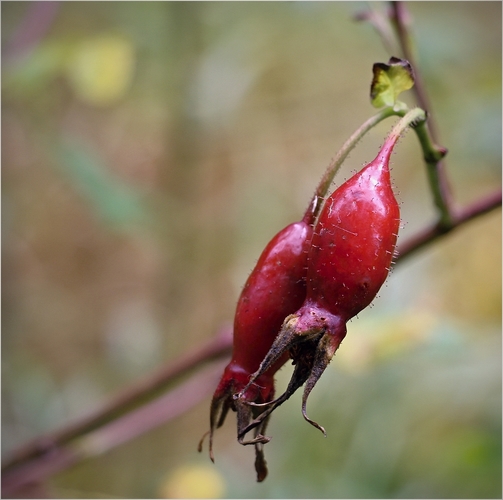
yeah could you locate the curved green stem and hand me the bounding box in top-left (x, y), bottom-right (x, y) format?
top-left (411, 121), bottom-right (452, 226)
top-left (303, 103), bottom-right (451, 228)
top-left (386, 107), bottom-right (426, 145)
top-left (303, 105), bottom-right (399, 224)
top-left (386, 107), bottom-right (452, 227)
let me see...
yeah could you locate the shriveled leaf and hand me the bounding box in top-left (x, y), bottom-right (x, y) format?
top-left (371, 57), bottom-right (415, 108)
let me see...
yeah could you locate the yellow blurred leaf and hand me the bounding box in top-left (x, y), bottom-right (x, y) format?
top-left (66, 34), bottom-right (135, 106)
top-left (158, 464), bottom-right (226, 499)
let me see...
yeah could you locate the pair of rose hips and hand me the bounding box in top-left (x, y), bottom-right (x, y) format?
top-left (201, 120), bottom-right (403, 481)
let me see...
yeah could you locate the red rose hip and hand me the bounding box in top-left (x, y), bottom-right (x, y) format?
top-left (237, 116), bottom-right (409, 437)
top-left (200, 218), bottom-right (312, 481)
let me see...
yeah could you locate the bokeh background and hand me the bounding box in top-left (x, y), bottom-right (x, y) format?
top-left (2, 1), bottom-right (501, 498)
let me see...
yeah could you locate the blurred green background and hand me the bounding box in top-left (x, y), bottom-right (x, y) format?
top-left (2, 1), bottom-right (501, 498)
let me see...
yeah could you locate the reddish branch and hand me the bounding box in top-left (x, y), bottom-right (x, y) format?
top-left (2, 362), bottom-right (228, 497)
top-left (2, 326), bottom-right (232, 473)
top-left (397, 189), bottom-right (502, 262)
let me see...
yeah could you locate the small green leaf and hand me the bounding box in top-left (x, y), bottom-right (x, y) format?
top-left (370, 57), bottom-right (415, 108)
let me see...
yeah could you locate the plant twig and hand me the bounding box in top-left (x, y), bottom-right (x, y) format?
top-left (389, 0), bottom-right (454, 227)
top-left (389, 2), bottom-right (437, 139)
top-left (353, 4), bottom-right (399, 66)
top-left (2, 362), bottom-right (227, 497)
top-left (304, 106), bottom-right (398, 223)
top-left (397, 189), bottom-right (502, 262)
top-left (2, 325), bottom-right (233, 473)
top-left (2, 444), bottom-right (83, 498)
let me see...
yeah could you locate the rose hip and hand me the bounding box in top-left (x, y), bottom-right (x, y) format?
top-left (200, 105), bottom-right (361, 480)
top-left (237, 118), bottom-right (408, 437)
top-left (200, 217), bottom-right (313, 481)
top-left (203, 106), bottom-right (425, 480)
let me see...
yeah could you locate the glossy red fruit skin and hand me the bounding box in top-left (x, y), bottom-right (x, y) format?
top-left (284, 148), bottom-right (401, 349)
top-left (214, 221), bottom-right (312, 404)
top-left (206, 220), bottom-right (314, 482)
top-left (306, 150), bottom-right (400, 322)
top-left (235, 145), bottom-right (401, 440)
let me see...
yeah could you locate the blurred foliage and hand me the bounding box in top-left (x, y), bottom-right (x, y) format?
top-left (2, 1), bottom-right (501, 498)
top-left (158, 464), bottom-right (226, 499)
